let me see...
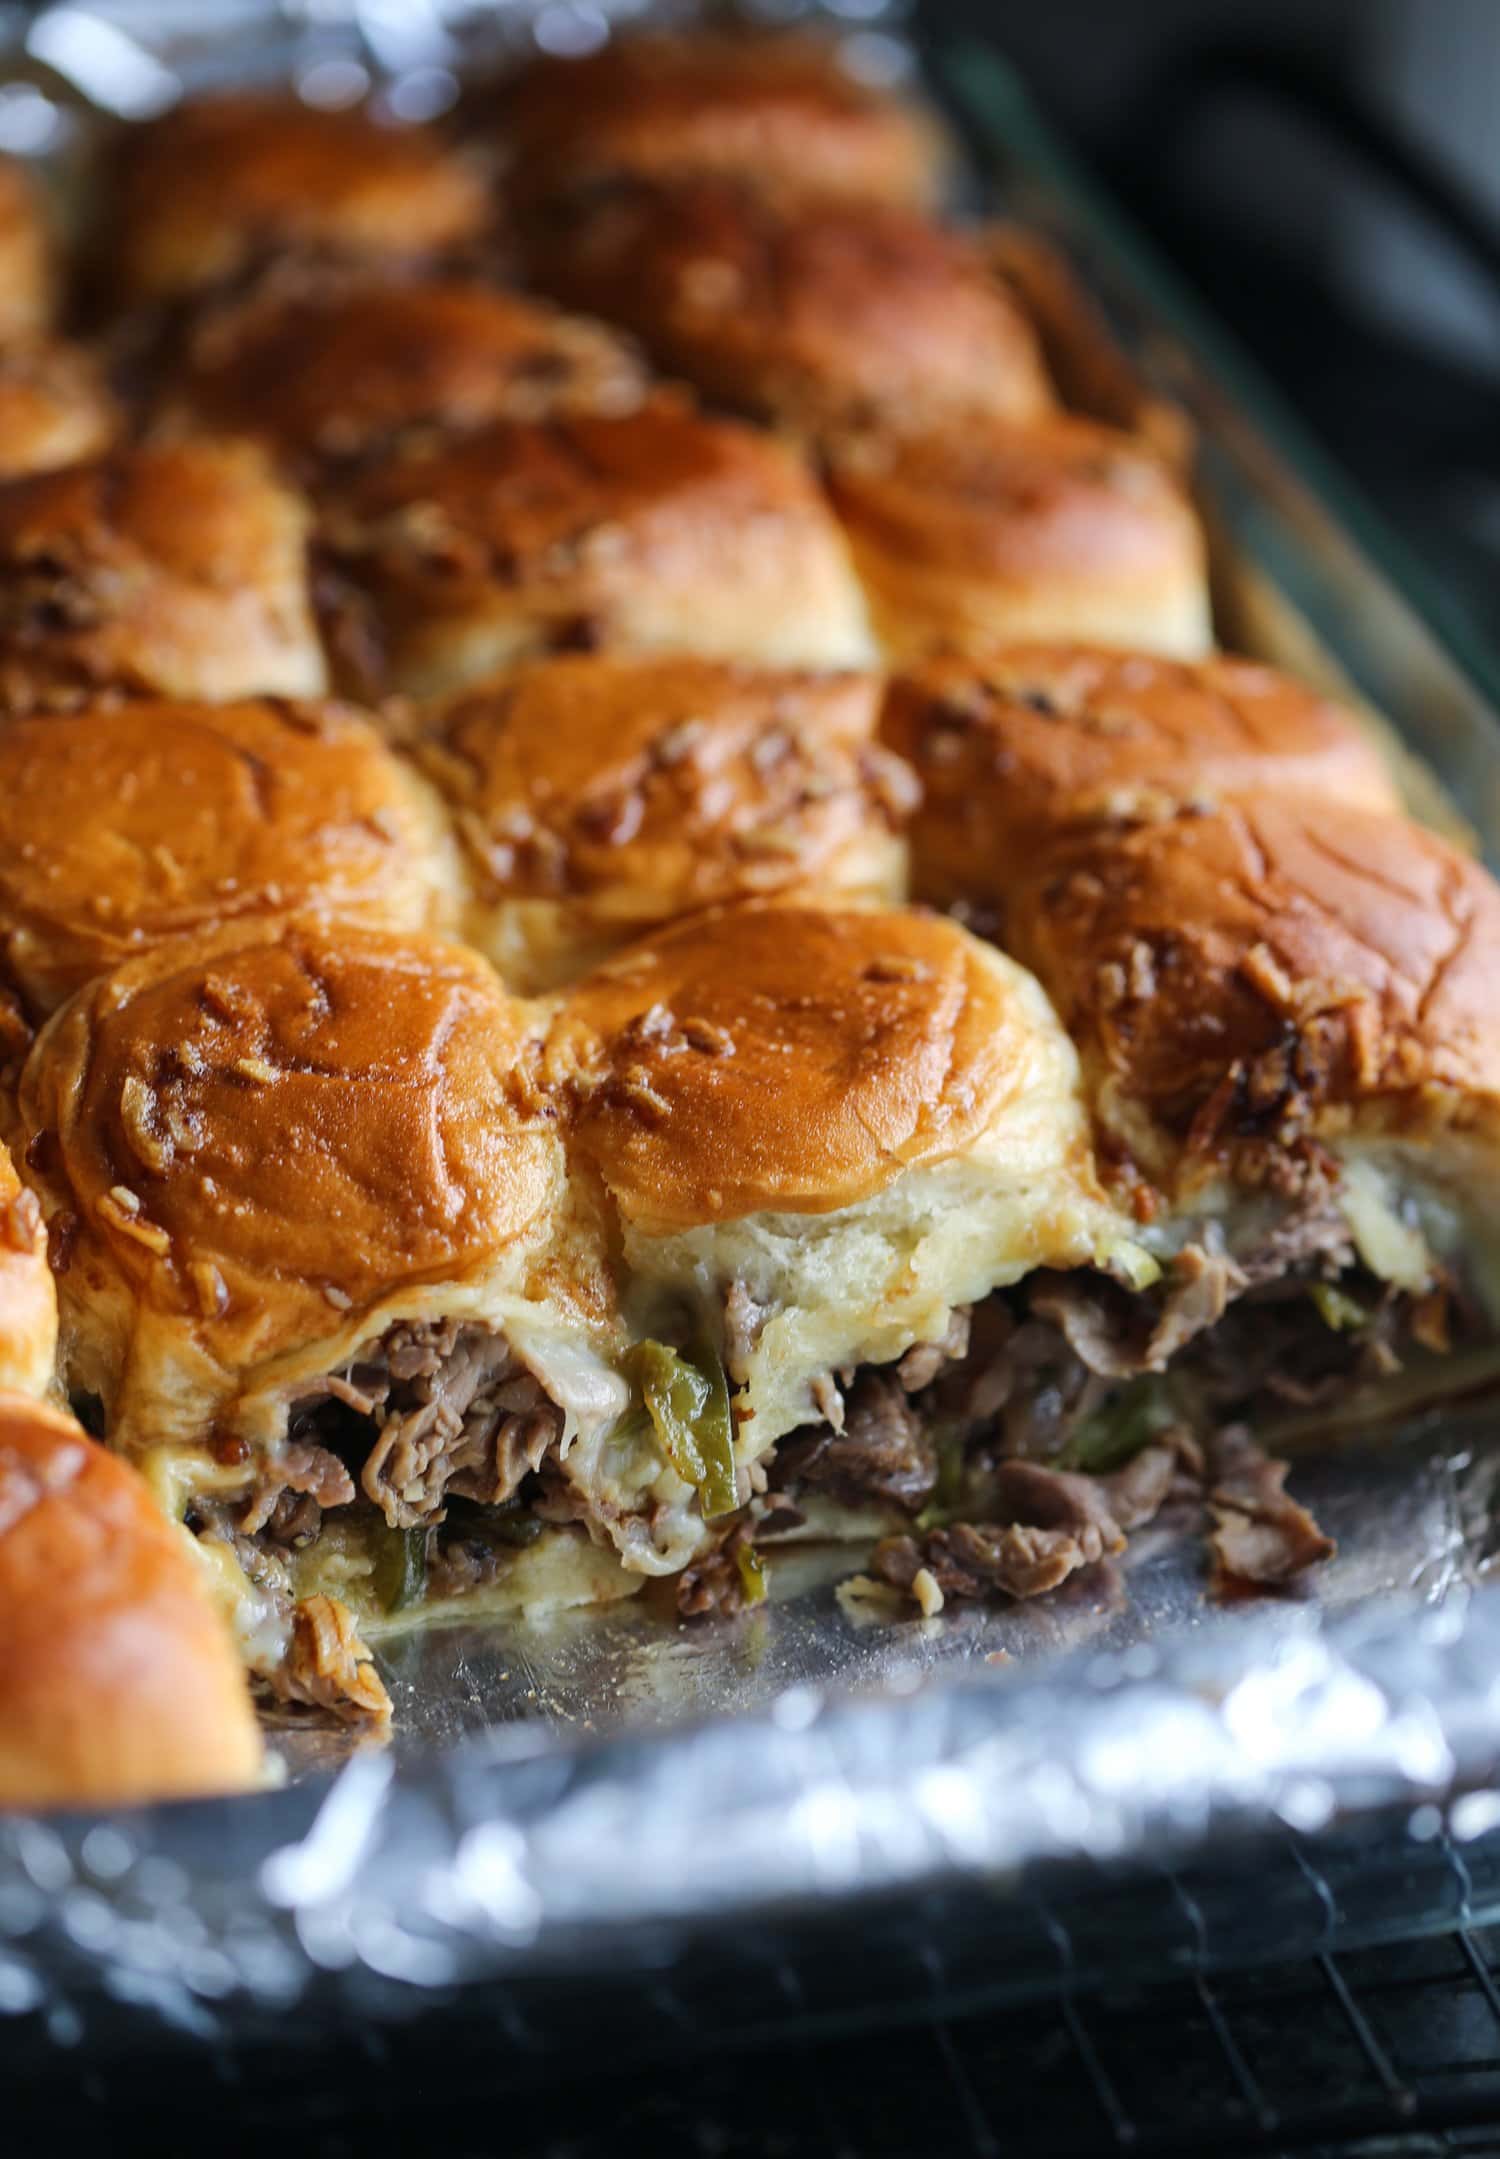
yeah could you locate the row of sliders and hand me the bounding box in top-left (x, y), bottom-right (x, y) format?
top-left (0, 26), bottom-right (1493, 1810)
top-left (3, 647), bottom-right (1499, 1788)
top-left (0, 40), bottom-right (1206, 708)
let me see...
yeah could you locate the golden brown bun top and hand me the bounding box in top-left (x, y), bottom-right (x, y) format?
top-left (419, 653), bottom-right (912, 913)
top-left (0, 1143), bottom-right (55, 1399)
top-left (162, 269), bottom-right (647, 467)
top-left (825, 413), bottom-right (1203, 582)
top-left (0, 697), bottom-right (455, 1016)
top-left (0, 437), bottom-right (324, 709)
top-left (320, 389), bottom-right (847, 614)
top-left (556, 900), bottom-right (1052, 1229)
top-left (1009, 797), bottom-right (1500, 1169)
top-left (494, 30), bottom-right (948, 210)
top-left (884, 645), bottom-right (1403, 902)
top-left (21, 920), bottom-right (563, 1355)
top-left (524, 175), bottom-right (1053, 435)
top-left (0, 340), bottom-right (118, 482)
top-left (0, 1393), bottom-right (262, 1808)
top-left (104, 93), bottom-right (493, 305)
top-left (0, 437), bottom-right (296, 592)
top-left (0, 156), bottom-right (53, 342)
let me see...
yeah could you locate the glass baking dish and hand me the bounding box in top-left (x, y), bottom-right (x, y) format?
top-left (5, 5), bottom-right (1500, 2080)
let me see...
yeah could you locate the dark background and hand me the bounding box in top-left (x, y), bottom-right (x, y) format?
top-left (919, 0), bottom-right (1500, 642)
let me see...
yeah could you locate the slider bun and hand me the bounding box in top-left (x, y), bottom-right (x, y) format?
top-left (0, 1393), bottom-right (262, 1808)
top-left (523, 175), bottom-right (1053, 436)
top-left (883, 645), bottom-right (1403, 910)
top-left (825, 415), bottom-right (1211, 662)
top-left (0, 341), bottom-right (118, 481)
top-left (160, 270), bottom-right (647, 469)
top-left (0, 438), bottom-right (327, 710)
top-left (0, 156), bottom-right (54, 341)
top-left (102, 93), bottom-right (492, 306)
top-left (0, 697), bottom-right (463, 1017)
top-left (555, 899), bottom-right (1114, 1450)
top-left (559, 899), bottom-right (1087, 1230)
top-left (317, 393), bottom-right (872, 697)
top-left (0, 1143), bottom-right (55, 1398)
top-left (983, 224), bottom-right (1194, 470)
top-left (417, 654), bottom-right (914, 991)
top-left (493, 29), bottom-right (950, 211)
top-left (19, 919), bottom-right (571, 1447)
top-left (1008, 797), bottom-right (1500, 1179)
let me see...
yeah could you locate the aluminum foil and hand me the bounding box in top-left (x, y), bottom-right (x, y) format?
top-left (7, 1434), bottom-right (1500, 2052)
top-left (6, 0), bottom-right (1500, 2058)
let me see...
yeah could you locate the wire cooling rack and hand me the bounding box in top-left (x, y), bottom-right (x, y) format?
top-left (18, 1932), bottom-right (1500, 2156)
top-left (17, 1827), bottom-right (1500, 2157)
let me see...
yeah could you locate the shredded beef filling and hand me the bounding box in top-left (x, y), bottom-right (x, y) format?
top-left (237, 1439), bottom-right (354, 1542)
top-left (280, 1594), bottom-right (392, 1727)
top-left (289, 1317), bottom-right (565, 1532)
top-left (188, 1319), bottom-right (574, 1656)
top-left (675, 1516), bottom-right (760, 1619)
top-left (772, 1370), bottom-right (937, 1514)
top-left (198, 1189), bottom-right (1476, 1642)
top-left (1205, 1424), bottom-right (1336, 1589)
top-left (765, 1193), bottom-right (1475, 1609)
top-left (190, 1505), bottom-right (391, 1727)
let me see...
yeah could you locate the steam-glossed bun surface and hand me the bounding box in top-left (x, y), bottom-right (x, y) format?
top-left (416, 654), bottom-right (916, 989)
top-left (0, 157), bottom-right (54, 341)
top-left (316, 393), bottom-right (872, 697)
top-left (102, 94), bottom-right (493, 306)
top-left (0, 698), bottom-right (462, 1017)
top-left (0, 439), bottom-right (327, 710)
top-left (523, 176), bottom-right (1053, 437)
top-left (825, 415), bottom-right (1211, 663)
top-left (0, 1144), bottom-right (55, 1399)
top-left (553, 898), bottom-right (1116, 1451)
top-left (883, 646), bottom-right (1403, 912)
top-left (1008, 797), bottom-right (1500, 1178)
top-left (160, 271), bottom-right (647, 469)
top-left (0, 342), bottom-right (118, 481)
top-left (0, 1394), bottom-right (262, 1808)
top-left (493, 30), bottom-right (950, 211)
top-left (559, 900), bottom-right (1085, 1231)
top-left (18, 919), bottom-right (574, 1448)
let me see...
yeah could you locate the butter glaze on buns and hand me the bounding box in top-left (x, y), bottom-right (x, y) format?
top-left (0, 1144), bottom-right (55, 1399)
top-left (562, 902), bottom-right (1057, 1227)
top-left (0, 439), bottom-right (327, 709)
top-left (1006, 797), bottom-right (1500, 1183)
top-left (17, 918), bottom-right (584, 1452)
top-left (554, 900), bottom-right (1119, 1448)
top-left (102, 94), bottom-right (493, 306)
top-left (523, 175), bottom-right (1053, 437)
top-left (17, 919), bottom-right (643, 1670)
top-left (416, 654), bottom-right (915, 990)
top-left (0, 341), bottom-right (118, 481)
top-left (0, 1393), bottom-right (263, 1807)
top-left (160, 270), bottom-right (647, 470)
top-left (316, 393), bottom-right (872, 696)
top-left (825, 415), bottom-right (1211, 662)
top-left (0, 698), bottom-right (463, 1017)
top-left (493, 30), bottom-right (950, 211)
top-left (0, 156), bottom-right (54, 342)
top-left (883, 646), bottom-right (1403, 911)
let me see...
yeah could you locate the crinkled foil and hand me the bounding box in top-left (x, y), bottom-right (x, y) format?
top-left (7, 0), bottom-right (1500, 2058)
